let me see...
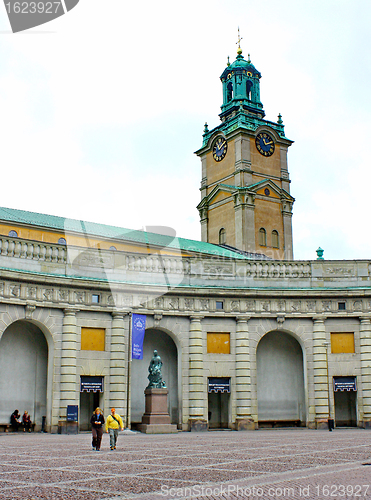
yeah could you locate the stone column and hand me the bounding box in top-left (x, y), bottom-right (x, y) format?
top-left (282, 200), bottom-right (294, 260)
top-left (235, 315), bottom-right (255, 430)
top-left (188, 315), bottom-right (207, 431)
top-left (110, 312), bottom-right (128, 425)
top-left (59, 309), bottom-right (78, 418)
top-left (360, 316), bottom-right (371, 428)
top-left (312, 315), bottom-right (329, 429)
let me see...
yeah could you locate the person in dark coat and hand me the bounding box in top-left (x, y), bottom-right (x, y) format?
top-left (10, 410), bottom-right (21, 431)
top-left (90, 407), bottom-right (105, 451)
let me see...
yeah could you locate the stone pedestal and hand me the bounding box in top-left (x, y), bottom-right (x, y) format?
top-left (138, 388), bottom-right (177, 434)
top-left (236, 417), bottom-right (256, 431)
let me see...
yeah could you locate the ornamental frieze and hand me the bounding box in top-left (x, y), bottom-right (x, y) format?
top-left (43, 289), bottom-right (53, 302)
top-left (72, 249), bottom-right (114, 269)
top-left (10, 285), bottom-right (20, 297)
top-left (184, 298), bottom-right (194, 310)
top-left (231, 300), bottom-right (240, 312)
top-left (324, 266), bottom-right (355, 276)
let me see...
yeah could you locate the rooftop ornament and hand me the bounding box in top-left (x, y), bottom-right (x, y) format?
top-left (236, 26), bottom-right (243, 56)
top-left (316, 247), bottom-right (324, 260)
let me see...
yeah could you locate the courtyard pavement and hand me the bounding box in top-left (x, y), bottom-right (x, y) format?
top-left (0, 428), bottom-right (370, 500)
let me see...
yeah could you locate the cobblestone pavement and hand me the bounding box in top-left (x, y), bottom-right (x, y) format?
top-left (0, 428), bottom-right (370, 500)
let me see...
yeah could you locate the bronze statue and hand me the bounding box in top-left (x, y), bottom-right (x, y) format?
top-left (147, 350), bottom-right (166, 389)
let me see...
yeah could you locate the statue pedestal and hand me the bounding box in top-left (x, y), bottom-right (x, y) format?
top-left (138, 388), bottom-right (178, 434)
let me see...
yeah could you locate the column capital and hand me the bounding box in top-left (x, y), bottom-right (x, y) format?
top-left (111, 310), bottom-right (130, 319)
top-left (360, 315), bottom-right (371, 325)
top-left (236, 315), bottom-right (251, 323)
top-left (63, 308), bottom-right (78, 317)
top-left (190, 314), bottom-right (204, 322)
top-left (312, 315), bottom-right (327, 323)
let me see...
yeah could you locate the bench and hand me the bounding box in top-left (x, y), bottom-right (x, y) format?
top-left (0, 423), bottom-right (36, 432)
top-left (258, 419), bottom-right (301, 428)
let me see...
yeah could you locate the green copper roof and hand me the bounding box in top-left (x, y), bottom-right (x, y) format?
top-left (221, 54), bottom-right (261, 80)
top-left (0, 206), bottom-right (250, 260)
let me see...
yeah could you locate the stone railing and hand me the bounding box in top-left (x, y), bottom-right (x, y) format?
top-left (0, 236), bottom-right (67, 263)
top-left (0, 236), bottom-right (370, 289)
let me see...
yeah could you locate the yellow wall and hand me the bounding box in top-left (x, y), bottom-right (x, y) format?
top-left (81, 327), bottom-right (105, 351)
top-left (254, 198), bottom-right (284, 259)
top-left (0, 223), bottom-right (187, 257)
top-left (207, 333), bottom-right (230, 354)
top-left (206, 140), bottom-right (236, 190)
top-left (250, 139), bottom-right (282, 180)
top-left (331, 333), bottom-right (355, 354)
top-left (208, 199), bottom-right (235, 245)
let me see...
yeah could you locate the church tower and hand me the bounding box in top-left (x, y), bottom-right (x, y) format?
top-left (195, 39), bottom-right (294, 260)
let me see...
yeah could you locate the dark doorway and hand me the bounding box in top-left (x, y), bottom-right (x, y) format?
top-left (80, 391), bottom-right (100, 431)
top-left (208, 392), bottom-right (229, 429)
top-left (334, 390), bottom-right (357, 427)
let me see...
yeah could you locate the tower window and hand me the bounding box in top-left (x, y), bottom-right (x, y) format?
top-left (246, 80), bottom-right (253, 100)
top-left (227, 82), bottom-right (233, 102)
top-left (8, 230), bottom-right (18, 237)
top-left (219, 228), bottom-right (226, 245)
top-left (272, 230), bottom-right (279, 248)
top-left (58, 237), bottom-right (67, 245)
top-left (259, 228), bottom-right (267, 246)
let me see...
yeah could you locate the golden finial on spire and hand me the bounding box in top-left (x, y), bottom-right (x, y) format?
top-left (236, 26), bottom-right (243, 55)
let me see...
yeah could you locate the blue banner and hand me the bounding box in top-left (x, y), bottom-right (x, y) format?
top-left (132, 314), bottom-right (146, 360)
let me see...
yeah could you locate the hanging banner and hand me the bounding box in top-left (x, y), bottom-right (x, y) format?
top-left (132, 314), bottom-right (146, 360)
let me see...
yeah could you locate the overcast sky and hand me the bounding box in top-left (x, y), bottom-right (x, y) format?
top-left (0, 0), bottom-right (370, 261)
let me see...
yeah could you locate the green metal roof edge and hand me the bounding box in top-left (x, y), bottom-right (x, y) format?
top-left (0, 206), bottom-right (249, 260)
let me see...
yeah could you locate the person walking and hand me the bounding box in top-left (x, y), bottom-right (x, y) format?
top-left (105, 408), bottom-right (123, 450)
top-left (90, 407), bottom-right (105, 451)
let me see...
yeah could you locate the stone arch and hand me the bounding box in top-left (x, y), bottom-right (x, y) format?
top-left (0, 319), bottom-right (52, 429)
top-left (256, 329), bottom-right (306, 425)
top-left (130, 326), bottom-right (179, 427)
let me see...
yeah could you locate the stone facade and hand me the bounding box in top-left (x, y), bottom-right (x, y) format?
top-left (0, 235), bottom-right (370, 431)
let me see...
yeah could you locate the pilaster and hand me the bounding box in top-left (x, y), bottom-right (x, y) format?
top-left (282, 199), bottom-right (294, 260)
top-left (110, 312), bottom-right (128, 424)
top-left (188, 315), bottom-right (207, 431)
top-left (312, 315), bottom-right (329, 429)
top-left (235, 315), bottom-right (255, 430)
top-left (59, 309), bottom-right (78, 418)
top-left (360, 316), bottom-right (371, 428)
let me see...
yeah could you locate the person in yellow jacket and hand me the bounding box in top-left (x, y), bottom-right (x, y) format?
top-left (105, 408), bottom-right (124, 450)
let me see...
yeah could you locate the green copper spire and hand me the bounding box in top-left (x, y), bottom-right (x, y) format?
top-left (219, 40), bottom-right (264, 121)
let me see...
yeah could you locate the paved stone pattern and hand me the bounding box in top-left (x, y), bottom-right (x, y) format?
top-left (0, 429), bottom-right (370, 500)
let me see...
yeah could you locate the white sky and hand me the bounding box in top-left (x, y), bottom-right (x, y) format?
top-left (0, 0), bottom-right (370, 261)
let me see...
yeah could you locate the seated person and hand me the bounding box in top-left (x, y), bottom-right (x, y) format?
top-left (10, 410), bottom-right (21, 431)
top-left (22, 411), bottom-right (32, 432)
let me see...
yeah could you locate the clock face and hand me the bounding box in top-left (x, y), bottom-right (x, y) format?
top-left (255, 132), bottom-right (275, 157)
top-left (213, 137), bottom-right (228, 162)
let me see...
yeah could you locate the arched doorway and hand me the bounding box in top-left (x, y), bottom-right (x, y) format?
top-left (257, 330), bottom-right (306, 426)
top-left (0, 320), bottom-right (48, 429)
top-left (130, 328), bottom-right (178, 428)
